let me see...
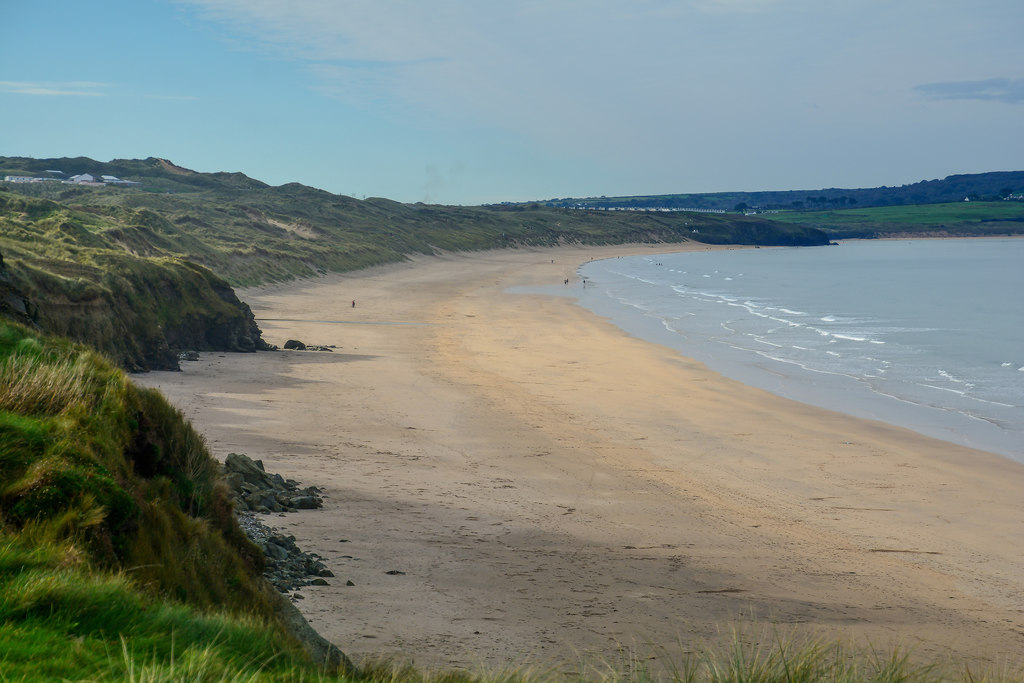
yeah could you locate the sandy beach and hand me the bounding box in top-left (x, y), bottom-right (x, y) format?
top-left (135, 244), bottom-right (1024, 674)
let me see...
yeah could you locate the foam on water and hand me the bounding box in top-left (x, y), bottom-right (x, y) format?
top-left (576, 239), bottom-right (1024, 462)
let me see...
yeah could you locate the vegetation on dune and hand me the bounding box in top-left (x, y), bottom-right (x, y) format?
top-left (0, 320), bottom-right (267, 608)
top-left (0, 318), bottom-right (349, 678)
top-left (0, 156), bottom-right (827, 370)
top-left (0, 192), bottom-right (267, 370)
top-left (1, 156), bottom-right (831, 288)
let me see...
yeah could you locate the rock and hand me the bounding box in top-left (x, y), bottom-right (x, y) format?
top-left (225, 455), bottom-right (336, 596)
top-left (264, 541), bottom-right (290, 562)
top-left (310, 578), bottom-right (329, 586)
top-left (283, 339), bottom-right (306, 350)
top-left (267, 588), bottom-right (357, 676)
top-left (223, 452), bottom-right (323, 514)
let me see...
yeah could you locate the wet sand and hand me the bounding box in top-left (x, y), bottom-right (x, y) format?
top-left (135, 244), bottom-right (1024, 674)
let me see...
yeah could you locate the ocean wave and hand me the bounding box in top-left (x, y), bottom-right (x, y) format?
top-left (751, 336), bottom-right (783, 348)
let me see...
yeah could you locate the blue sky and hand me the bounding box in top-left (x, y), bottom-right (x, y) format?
top-left (2, 0), bottom-right (1022, 205)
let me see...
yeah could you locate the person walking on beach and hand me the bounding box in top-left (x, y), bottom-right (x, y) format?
top-left (352, 300), bottom-right (356, 308)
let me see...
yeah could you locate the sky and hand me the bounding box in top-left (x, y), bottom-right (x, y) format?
top-left (2, 0), bottom-right (1022, 205)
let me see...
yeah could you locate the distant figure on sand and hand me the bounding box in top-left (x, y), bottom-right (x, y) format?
top-left (352, 300), bottom-right (356, 308)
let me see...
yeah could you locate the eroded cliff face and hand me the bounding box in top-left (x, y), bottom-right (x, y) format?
top-left (0, 252), bottom-right (38, 327)
top-left (1, 250), bottom-right (269, 371)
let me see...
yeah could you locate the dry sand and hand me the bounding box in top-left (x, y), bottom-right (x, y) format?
top-left (135, 244), bottom-right (1024, 674)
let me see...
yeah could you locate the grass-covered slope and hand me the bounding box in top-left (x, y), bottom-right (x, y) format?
top-left (0, 320), bottom-right (266, 606)
top-left (0, 157), bottom-right (828, 369)
top-left (1, 157), bottom-right (830, 288)
top-left (762, 201), bottom-right (1024, 239)
top-left (0, 192), bottom-right (268, 370)
top-left (0, 319), bottom-right (349, 679)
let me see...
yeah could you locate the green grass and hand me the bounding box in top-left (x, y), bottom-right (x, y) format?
top-left (0, 538), bottom-right (323, 681)
top-left (0, 320), bottom-right (269, 609)
top-left (764, 202), bottom-right (1024, 238)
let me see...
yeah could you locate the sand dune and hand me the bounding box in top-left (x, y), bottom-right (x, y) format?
top-left (136, 244), bottom-right (1024, 673)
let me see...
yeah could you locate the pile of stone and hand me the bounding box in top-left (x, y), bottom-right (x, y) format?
top-left (235, 512), bottom-right (334, 592)
top-left (282, 339), bottom-right (336, 352)
top-left (223, 452), bottom-right (334, 592)
top-left (223, 452), bottom-right (323, 513)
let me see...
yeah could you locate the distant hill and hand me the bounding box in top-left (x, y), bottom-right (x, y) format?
top-left (0, 156), bottom-right (828, 369)
top-left (764, 201), bottom-right (1024, 239)
top-left (541, 171), bottom-right (1024, 212)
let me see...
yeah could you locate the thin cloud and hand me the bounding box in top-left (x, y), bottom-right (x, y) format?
top-left (0, 81), bottom-right (110, 96)
top-left (915, 77), bottom-right (1024, 104)
top-left (145, 94), bottom-right (201, 101)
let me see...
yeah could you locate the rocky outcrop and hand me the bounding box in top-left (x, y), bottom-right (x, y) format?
top-left (223, 452), bottom-right (323, 514)
top-left (235, 512), bottom-right (334, 592)
top-left (160, 276), bottom-right (273, 356)
top-left (283, 339), bottom-right (335, 352)
top-left (222, 453), bottom-right (334, 591)
top-left (2, 250), bottom-right (271, 371)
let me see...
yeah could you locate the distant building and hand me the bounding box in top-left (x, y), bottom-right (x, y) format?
top-left (3, 171), bottom-right (141, 188)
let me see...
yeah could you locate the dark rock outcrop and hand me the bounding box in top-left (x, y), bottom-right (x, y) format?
top-left (1, 249), bottom-right (271, 371)
top-left (283, 340), bottom-right (336, 352)
top-left (235, 513), bottom-right (334, 592)
top-left (223, 452), bottom-right (323, 514)
top-left (223, 453), bottom-right (333, 591)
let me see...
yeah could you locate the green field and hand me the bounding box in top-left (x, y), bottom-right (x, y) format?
top-left (764, 201), bottom-right (1024, 238)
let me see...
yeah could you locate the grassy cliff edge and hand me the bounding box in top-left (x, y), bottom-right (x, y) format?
top-left (0, 318), bottom-right (354, 679)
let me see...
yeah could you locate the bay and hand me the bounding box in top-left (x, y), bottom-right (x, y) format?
top-left (572, 239), bottom-right (1024, 462)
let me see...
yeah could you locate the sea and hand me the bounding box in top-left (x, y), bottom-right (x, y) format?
top-left (562, 238), bottom-right (1023, 462)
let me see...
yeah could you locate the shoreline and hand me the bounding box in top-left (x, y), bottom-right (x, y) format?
top-left (568, 239), bottom-right (1022, 463)
top-left (135, 243), bottom-right (1024, 673)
